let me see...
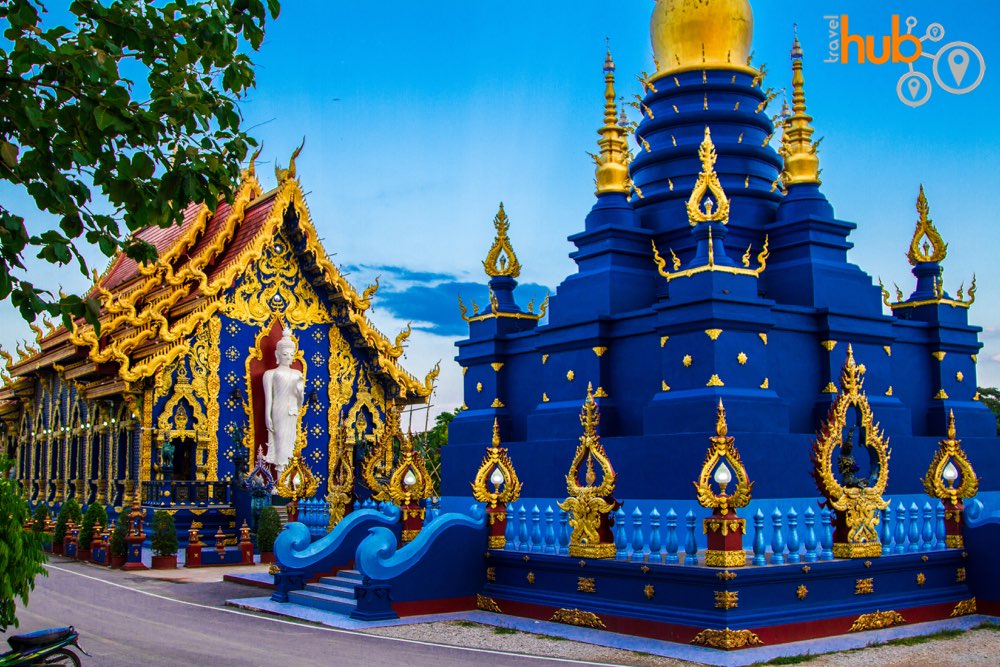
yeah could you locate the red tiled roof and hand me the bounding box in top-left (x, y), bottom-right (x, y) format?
top-left (207, 191), bottom-right (277, 283)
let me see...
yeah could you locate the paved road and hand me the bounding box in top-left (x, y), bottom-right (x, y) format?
top-left (9, 559), bottom-right (609, 667)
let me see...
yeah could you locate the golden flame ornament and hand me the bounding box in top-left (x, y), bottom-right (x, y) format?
top-left (811, 345), bottom-right (890, 558)
top-left (361, 403), bottom-right (404, 502)
top-left (558, 384), bottom-right (618, 559)
top-left (276, 430), bottom-right (318, 501)
top-left (686, 127), bottom-right (730, 226)
top-left (482, 203), bottom-right (521, 278)
top-left (472, 419), bottom-right (523, 549)
top-left (922, 410), bottom-right (978, 548)
top-left (387, 432), bottom-right (435, 543)
top-left (907, 185), bottom-right (948, 265)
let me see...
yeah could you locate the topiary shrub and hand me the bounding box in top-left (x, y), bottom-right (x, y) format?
top-left (151, 510), bottom-right (178, 557)
top-left (256, 505), bottom-right (282, 553)
top-left (109, 517), bottom-right (128, 559)
top-left (31, 503), bottom-right (49, 534)
top-left (79, 502), bottom-right (108, 550)
top-left (53, 497), bottom-right (82, 546)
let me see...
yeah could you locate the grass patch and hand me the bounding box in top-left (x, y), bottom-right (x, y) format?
top-left (974, 621), bottom-right (1000, 632)
top-left (493, 627), bottom-right (519, 635)
top-left (452, 620), bottom-right (480, 628)
top-left (885, 628), bottom-right (965, 647)
top-left (762, 653), bottom-right (815, 665)
top-left (539, 635), bottom-right (568, 642)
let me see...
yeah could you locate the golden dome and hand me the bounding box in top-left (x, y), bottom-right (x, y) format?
top-left (650, 0), bottom-right (757, 77)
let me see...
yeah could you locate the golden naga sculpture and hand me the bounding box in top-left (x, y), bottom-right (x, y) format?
top-left (482, 202), bottom-right (521, 278)
top-left (361, 402), bottom-right (404, 502)
top-left (922, 410), bottom-right (978, 548)
top-left (275, 138), bottom-right (305, 183)
top-left (907, 185), bottom-right (948, 265)
top-left (275, 429), bottom-right (318, 501)
top-left (778, 35), bottom-right (821, 185)
top-left (811, 344), bottom-right (891, 558)
top-left (695, 400), bottom-right (753, 568)
top-left (387, 432), bottom-right (435, 543)
top-left (593, 49), bottom-right (631, 195)
top-left (326, 417), bottom-right (355, 530)
top-left (558, 383), bottom-right (618, 558)
top-left (472, 419), bottom-right (523, 549)
top-left (686, 127), bottom-right (730, 226)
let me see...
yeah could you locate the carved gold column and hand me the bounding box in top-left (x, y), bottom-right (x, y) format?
top-left (139, 387), bottom-right (153, 500)
top-left (207, 318), bottom-right (221, 481)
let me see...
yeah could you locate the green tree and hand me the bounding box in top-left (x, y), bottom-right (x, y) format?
top-left (0, 455), bottom-right (47, 630)
top-left (256, 505), bottom-right (281, 552)
top-left (978, 387), bottom-right (1000, 435)
top-left (52, 496), bottom-right (81, 546)
top-left (30, 501), bottom-right (48, 534)
top-left (78, 501), bottom-right (107, 550)
top-left (0, 0), bottom-right (280, 325)
top-left (108, 516), bottom-right (127, 559)
top-left (151, 510), bottom-right (178, 556)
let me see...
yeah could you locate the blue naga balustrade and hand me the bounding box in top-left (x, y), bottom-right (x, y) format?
top-left (271, 503), bottom-right (400, 602)
top-left (963, 500), bottom-right (1000, 616)
top-left (349, 506), bottom-right (488, 620)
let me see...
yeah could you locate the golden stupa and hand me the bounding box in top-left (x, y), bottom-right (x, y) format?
top-left (650, 0), bottom-right (757, 77)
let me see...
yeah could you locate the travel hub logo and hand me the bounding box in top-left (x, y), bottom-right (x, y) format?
top-left (823, 14), bottom-right (985, 107)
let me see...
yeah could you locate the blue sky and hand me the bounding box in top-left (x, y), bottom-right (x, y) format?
top-left (3, 1), bottom-right (1000, 417)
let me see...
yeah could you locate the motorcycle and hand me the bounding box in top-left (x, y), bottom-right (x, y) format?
top-left (0, 626), bottom-right (88, 666)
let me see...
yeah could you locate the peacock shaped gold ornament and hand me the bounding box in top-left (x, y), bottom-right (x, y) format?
top-left (812, 345), bottom-right (891, 558)
top-left (483, 203), bottom-right (521, 278)
top-left (695, 399), bottom-right (754, 515)
top-left (558, 383), bottom-right (618, 559)
top-left (907, 185), bottom-right (948, 265)
top-left (923, 410), bottom-right (978, 505)
top-left (387, 431), bottom-right (435, 542)
top-left (472, 418), bottom-right (522, 509)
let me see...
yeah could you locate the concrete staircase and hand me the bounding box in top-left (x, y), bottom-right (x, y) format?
top-left (286, 569), bottom-right (362, 616)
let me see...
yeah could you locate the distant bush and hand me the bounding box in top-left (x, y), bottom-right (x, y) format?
top-left (151, 510), bottom-right (178, 556)
top-left (256, 505), bottom-right (281, 552)
top-left (79, 502), bottom-right (108, 550)
top-left (31, 503), bottom-right (49, 534)
top-left (53, 498), bottom-right (82, 546)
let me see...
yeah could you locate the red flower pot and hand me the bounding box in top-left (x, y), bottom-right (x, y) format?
top-left (151, 555), bottom-right (177, 569)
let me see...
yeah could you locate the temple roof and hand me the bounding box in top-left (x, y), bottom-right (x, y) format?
top-left (3, 160), bottom-right (436, 403)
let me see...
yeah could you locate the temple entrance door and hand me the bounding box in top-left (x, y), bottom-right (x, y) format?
top-left (172, 437), bottom-right (196, 481)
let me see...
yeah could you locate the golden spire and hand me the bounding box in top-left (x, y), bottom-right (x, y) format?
top-left (907, 185), bottom-right (948, 265)
top-left (650, 0), bottom-right (756, 77)
top-left (482, 202), bottom-right (521, 278)
top-left (686, 127), bottom-right (730, 226)
top-left (594, 49), bottom-right (631, 195)
top-left (779, 33), bottom-right (821, 185)
top-left (715, 398), bottom-right (728, 438)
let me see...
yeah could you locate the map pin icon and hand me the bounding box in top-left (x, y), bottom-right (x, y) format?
top-left (907, 78), bottom-right (921, 99)
top-left (948, 50), bottom-right (970, 86)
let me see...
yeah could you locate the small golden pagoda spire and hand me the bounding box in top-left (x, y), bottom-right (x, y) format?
top-left (907, 185), bottom-right (948, 265)
top-left (686, 127), bottom-right (730, 226)
top-left (482, 202), bottom-right (521, 278)
top-left (779, 32), bottom-right (821, 185)
top-left (594, 48), bottom-right (630, 195)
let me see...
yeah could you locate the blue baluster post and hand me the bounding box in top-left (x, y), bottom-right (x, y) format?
top-left (921, 502), bottom-right (934, 551)
top-left (881, 506), bottom-right (893, 552)
top-left (803, 507), bottom-right (818, 563)
top-left (665, 509), bottom-right (679, 565)
top-left (614, 508), bottom-right (628, 560)
top-left (558, 510), bottom-right (570, 556)
top-left (752, 509), bottom-right (766, 566)
top-left (935, 501), bottom-right (946, 551)
top-left (786, 507), bottom-right (800, 564)
top-left (504, 503), bottom-right (516, 551)
top-left (684, 510), bottom-right (698, 566)
top-left (631, 507), bottom-right (646, 562)
top-left (517, 505), bottom-right (528, 551)
top-left (820, 509), bottom-right (834, 561)
top-left (543, 506), bottom-right (557, 555)
top-left (907, 503), bottom-right (920, 553)
top-left (649, 508), bottom-right (663, 564)
top-left (894, 502), bottom-right (907, 554)
top-left (770, 508), bottom-right (785, 565)
top-left (530, 505), bottom-right (543, 553)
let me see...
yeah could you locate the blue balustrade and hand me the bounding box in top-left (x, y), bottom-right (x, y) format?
top-left (894, 502), bottom-right (907, 554)
top-left (517, 505), bottom-right (528, 551)
top-left (649, 508), bottom-right (663, 564)
top-left (907, 503), bottom-right (920, 552)
top-left (881, 506), bottom-right (892, 548)
top-left (665, 509), bottom-right (679, 564)
top-left (936, 501), bottom-right (946, 550)
top-left (543, 506), bottom-right (557, 555)
top-left (530, 505), bottom-right (543, 553)
top-left (770, 508), bottom-right (785, 565)
top-left (786, 507), bottom-right (800, 563)
top-left (614, 508), bottom-right (628, 560)
top-left (820, 509), bottom-right (834, 561)
top-left (684, 510), bottom-right (698, 566)
top-left (504, 503), bottom-right (517, 551)
top-left (631, 507), bottom-right (646, 562)
top-left (803, 507), bottom-right (818, 563)
top-left (922, 502), bottom-right (934, 551)
top-left (558, 510), bottom-right (570, 556)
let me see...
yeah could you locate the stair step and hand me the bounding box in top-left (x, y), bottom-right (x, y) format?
top-left (287, 590), bottom-right (357, 615)
top-left (336, 569), bottom-right (364, 583)
top-left (306, 582), bottom-right (356, 599)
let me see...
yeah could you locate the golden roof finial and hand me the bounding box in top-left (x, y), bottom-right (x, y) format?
top-left (947, 409), bottom-right (957, 441)
top-left (715, 398), bottom-right (728, 438)
top-left (580, 382), bottom-right (600, 437)
top-left (594, 47), bottom-right (631, 195)
top-left (778, 31), bottom-right (821, 185)
top-left (275, 137), bottom-right (305, 183)
top-left (907, 185), bottom-right (948, 265)
top-left (491, 417), bottom-right (502, 448)
top-left (686, 126), bottom-right (730, 226)
top-left (482, 202), bottom-right (521, 278)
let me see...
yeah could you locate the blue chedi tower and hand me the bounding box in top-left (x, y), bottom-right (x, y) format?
top-left (445, 0), bottom-right (998, 524)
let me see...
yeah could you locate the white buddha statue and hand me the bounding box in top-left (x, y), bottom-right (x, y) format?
top-left (262, 327), bottom-right (305, 475)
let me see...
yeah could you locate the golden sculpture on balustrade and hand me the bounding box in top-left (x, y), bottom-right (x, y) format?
top-left (471, 419), bottom-right (522, 549)
top-left (812, 345), bottom-right (890, 558)
top-left (483, 202), bottom-right (521, 278)
top-left (387, 432), bottom-right (435, 543)
top-left (362, 402), bottom-right (404, 502)
top-left (325, 417), bottom-right (354, 530)
top-left (275, 430), bottom-right (318, 501)
top-left (922, 410), bottom-right (978, 506)
top-left (558, 383), bottom-right (617, 559)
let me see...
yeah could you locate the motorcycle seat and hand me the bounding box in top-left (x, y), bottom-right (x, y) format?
top-left (7, 627), bottom-right (74, 652)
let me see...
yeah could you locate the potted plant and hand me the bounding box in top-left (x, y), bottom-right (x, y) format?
top-left (53, 497), bottom-right (82, 556)
top-left (77, 502), bottom-right (107, 561)
top-left (31, 503), bottom-right (49, 550)
top-left (108, 517), bottom-right (128, 568)
top-left (256, 505), bottom-right (281, 563)
top-left (151, 510), bottom-right (178, 569)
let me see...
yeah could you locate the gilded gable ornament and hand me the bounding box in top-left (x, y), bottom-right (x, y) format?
top-left (558, 383), bottom-right (617, 559)
top-left (482, 203), bottom-right (521, 278)
top-left (811, 345), bottom-right (890, 558)
top-left (923, 410), bottom-right (978, 548)
top-left (907, 185), bottom-right (948, 265)
top-left (686, 127), bottom-right (730, 226)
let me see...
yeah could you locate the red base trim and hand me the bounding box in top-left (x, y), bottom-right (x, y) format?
top-left (977, 599), bottom-right (1000, 617)
top-left (393, 596), bottom-right (476, 617)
